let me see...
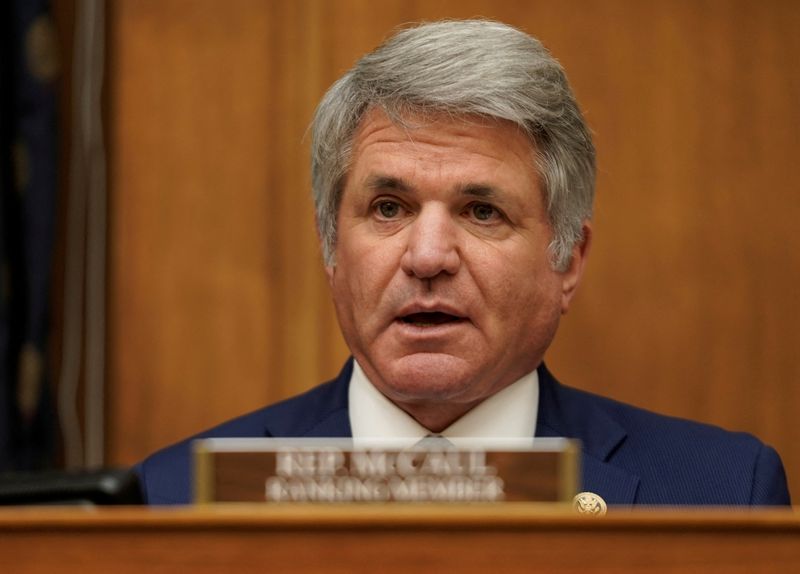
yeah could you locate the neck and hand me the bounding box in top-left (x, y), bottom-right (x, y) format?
top-left (392, 399), bottom-right (482, 433)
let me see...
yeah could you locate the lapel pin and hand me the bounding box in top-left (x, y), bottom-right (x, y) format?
top-left (572, 492), bottom-right (608, 516)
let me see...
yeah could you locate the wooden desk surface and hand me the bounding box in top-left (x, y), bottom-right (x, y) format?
top-left (1, 505), bottom-right (798, 573)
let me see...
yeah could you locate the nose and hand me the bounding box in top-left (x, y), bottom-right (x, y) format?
top-left (400, 205), bottom-right (461, 279)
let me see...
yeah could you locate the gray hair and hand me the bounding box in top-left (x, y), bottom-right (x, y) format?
top-left (311, 19), bottom-right (595, 271)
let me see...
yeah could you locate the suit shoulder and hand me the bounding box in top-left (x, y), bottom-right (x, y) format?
top-left (556, 383), bottom-right (789, 504)
top-left (137, 368), bottom-right (351, 505)
top-left (575, 384), bottom-right (757, 441)
top-left (559, 381), bottom-right (765, 455)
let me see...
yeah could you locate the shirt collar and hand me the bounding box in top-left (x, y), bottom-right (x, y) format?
top-left (348, 359), bottom-right (539, 447)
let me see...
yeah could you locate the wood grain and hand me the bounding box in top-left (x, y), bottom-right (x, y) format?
top-left (1, 506), bottom-right (799, 573)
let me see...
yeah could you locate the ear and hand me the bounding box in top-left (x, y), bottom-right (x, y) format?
top-left (325, 262), bottom-right (335, 287)
top-left (316, 214), bottom-right (337, 288)
top-left (560, 221), bottom-right (592, 314)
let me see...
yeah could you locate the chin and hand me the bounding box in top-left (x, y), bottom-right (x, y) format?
top-left (376, 352), bottom-right (483, 403)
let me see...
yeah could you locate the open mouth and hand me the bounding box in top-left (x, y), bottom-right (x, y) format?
top-left (399, 312), bottom-right (465, 327)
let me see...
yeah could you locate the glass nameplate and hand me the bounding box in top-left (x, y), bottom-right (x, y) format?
top-left (193, 437), bottom-right (579, 504)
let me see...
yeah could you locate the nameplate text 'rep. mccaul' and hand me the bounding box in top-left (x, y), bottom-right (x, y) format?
top-left (193, 438), bottom-right (579, 504)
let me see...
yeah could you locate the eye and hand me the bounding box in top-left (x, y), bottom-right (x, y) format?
top-left (374, 200), bottom-right (403, 219)
top-left (468, 202), bottom-right (500, 222)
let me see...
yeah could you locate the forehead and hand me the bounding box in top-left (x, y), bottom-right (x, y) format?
top-left (347, 108), bottom-right (541, 189)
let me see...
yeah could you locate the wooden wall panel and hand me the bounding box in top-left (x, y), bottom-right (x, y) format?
top-left (109, 1), bottom-right (276, 461)
top-left (108, 0), bottom-right (800, 499)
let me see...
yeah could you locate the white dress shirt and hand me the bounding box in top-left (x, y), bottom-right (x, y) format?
top-left (348, 359), bottom-right (539, 448)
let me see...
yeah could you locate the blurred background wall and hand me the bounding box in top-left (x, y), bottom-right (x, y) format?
top-left (30, 0), bottom-right (800, 498)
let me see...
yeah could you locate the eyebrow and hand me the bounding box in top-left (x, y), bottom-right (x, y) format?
top-left (365, 174), bottom-right (500, 199)
top-left (365, 175), bottom-right (411, 192)
top-left (456, 184), bottom-right (498, 199)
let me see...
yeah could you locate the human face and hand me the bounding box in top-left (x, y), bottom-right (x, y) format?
top-left (327, 109), bottom-right (589, 431)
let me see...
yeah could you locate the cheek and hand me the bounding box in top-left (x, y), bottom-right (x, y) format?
top-left (474, 250), bottom-right (561, 325)
top-left (333, 238), bottom-right (399, 318)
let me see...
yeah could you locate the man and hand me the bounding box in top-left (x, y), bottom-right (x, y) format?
top-left (138, 20), bottom-right (790, 506)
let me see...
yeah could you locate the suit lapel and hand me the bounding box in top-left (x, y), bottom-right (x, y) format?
top-left (300, 408), bottom-right (352, 437)
top-left (535, 365), bottom-right (640, 505)
top-left (264, 359), bottom-right (354, 438)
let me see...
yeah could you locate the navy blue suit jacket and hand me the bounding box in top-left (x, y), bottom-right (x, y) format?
top-left (137, 360), bottom-right (791, 506)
